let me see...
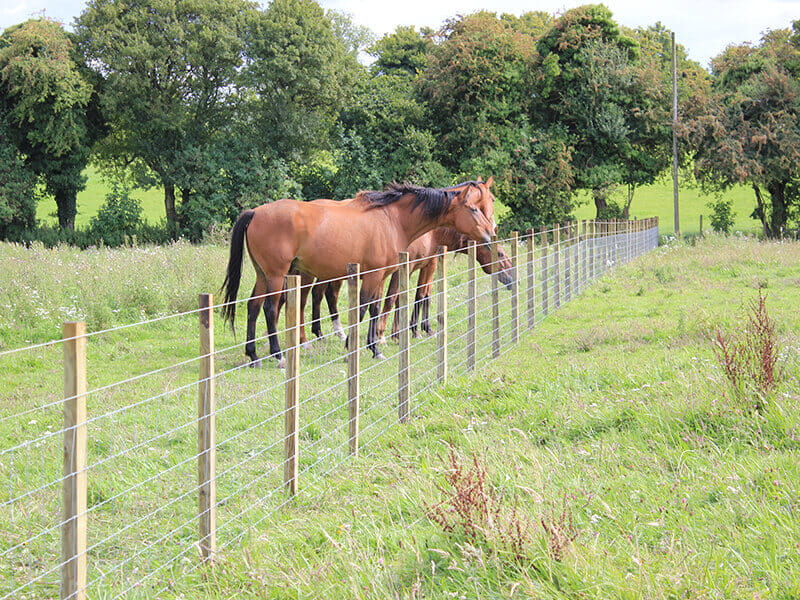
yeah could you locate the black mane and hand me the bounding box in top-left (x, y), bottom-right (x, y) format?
top-left (356, 181), bottom-right (483, 220)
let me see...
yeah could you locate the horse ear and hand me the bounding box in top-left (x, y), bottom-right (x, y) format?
top-left (476, 176), bottom-right (483, 182)
top-left (485, 175), bottom-right (494, 188)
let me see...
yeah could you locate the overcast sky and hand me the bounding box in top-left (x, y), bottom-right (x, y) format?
top-left (2, 0), bottom-right (799, 69)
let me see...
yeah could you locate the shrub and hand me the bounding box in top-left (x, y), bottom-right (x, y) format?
top-left (707, 197), bottom-right (735, 234)
top-left (89, 184), bottom-right (144, 247)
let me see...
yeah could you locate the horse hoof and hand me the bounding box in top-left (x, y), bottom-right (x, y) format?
top-left (375, 352), bottom-right (386, 361)
top-left (301, 340), bottom-right (313, 350)
top-left (248, 358), bottom-right (263, 368)
top-left (378, 336), bottom-right (387, 345)
top-left (336, 330), bottom-right (347, 342)
top-left (277, 357), bottom-right (286, 369)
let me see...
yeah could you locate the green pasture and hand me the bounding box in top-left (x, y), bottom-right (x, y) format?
top-left (1, 234), bottom-right (798, 598)
top-left (572, 178), bottom-right (761, 236)
top-left (35, 167), bottom-right (762, 236)
top-left (35, 166), bottom-right (165, 228)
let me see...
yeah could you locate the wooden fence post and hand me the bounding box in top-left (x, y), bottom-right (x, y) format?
top-left (197, 294), bottom-right (216, 564)
top-left (587, 220), bottom-right (594, 282)
top-left (510, 231), bottom-right (519, 344)
top-left (284, 275), bottom-right (301, 495)
top-left (62, 321), bottom-right (87, 600)
top-left (579, 221), bottom-right (585, 292)
top-left (553, 224), bottom-right (561, 309)
top-left (564, 223), bottom-right (572, 304)
top-left (526, 229), bottom-right (535, 330)
top-left (540, 227), bottom-right (549, 316)
top-left (398, 252), bottom-right (411, 422)
top-left (467, 241), bottom-right (477, 371)
top-left (491, 235), bottom-right (500, 358)
top-left (347, 264), bottom-right (360, 456)
top-left (436, 246), bottom-right (448, 384)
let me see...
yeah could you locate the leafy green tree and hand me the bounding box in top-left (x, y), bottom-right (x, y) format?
top-left (418, 12), bottom-right (537, 174)
top-left (0, 115), bottom-right (37, 240)
top-left (0, 18), bottom-right (96, 230)
top-left (499, 124), bottom-right (576, 233)
top-left (682, 26), bottom-right (800, 237)
top-left (243, 0), bottom-right (363, 162)
top-left (369, 25), bottom-right (435, 77)
top-left (335, 72), bottom-right (445, 191)
top-left (532, 5), bottom-right (672, 218)
top-left (75, 0), bottom-right (260, 227)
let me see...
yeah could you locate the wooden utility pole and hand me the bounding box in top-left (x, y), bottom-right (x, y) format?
top-left (672, 31), bottom-right (681, 237)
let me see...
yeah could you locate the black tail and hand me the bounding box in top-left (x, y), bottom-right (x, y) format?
top-left (220, 209), bottom-right (256, 332)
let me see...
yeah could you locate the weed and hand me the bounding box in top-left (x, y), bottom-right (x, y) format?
top-left (713, 291), bottom-right (782, 412)
top-left (540, 494), bottom-right (579, 562)
top-left (426, 446), bottom-right (535, 563)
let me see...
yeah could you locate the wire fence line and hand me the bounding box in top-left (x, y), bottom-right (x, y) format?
top-left (0, 218), bottom-right (659, 599)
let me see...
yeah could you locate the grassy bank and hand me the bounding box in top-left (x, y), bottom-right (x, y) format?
top-left (1, 234), bottom-right (798, 598)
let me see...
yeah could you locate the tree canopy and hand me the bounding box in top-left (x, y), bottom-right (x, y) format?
top-left (2, 2), bottom-right (799, 242)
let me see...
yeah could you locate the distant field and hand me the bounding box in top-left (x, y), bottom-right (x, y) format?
top-left (35, 166), bottom-right (165, 227)
top-left (572, 178), bottom-right (760, 236)
top-left (36, 167), bottom-right (761, 235)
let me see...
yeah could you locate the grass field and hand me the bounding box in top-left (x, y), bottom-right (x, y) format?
top-left (35, 167), bottom-right (762, 236)
top-left (1, 232), bottom-right (798, 598)
top-left (571, 177), bottom-right (760, 236)
top-left (35, 166), bottom-right (165, 228)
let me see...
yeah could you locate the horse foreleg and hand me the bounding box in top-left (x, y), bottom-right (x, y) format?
top-left (326, 280), bottom-right (346, 341)
top-left (298, 273), bottom-right (314, 347)
top-left (379, 271), bottom-right (400, 343)
top-left (359, 277), bottom-right (386, 360)
top-left (311, 281), bottom-right (326, 338)
top-left (366, 297), bottom-right (386, 360)
top-left (414, 259), bottom-right (437, 337)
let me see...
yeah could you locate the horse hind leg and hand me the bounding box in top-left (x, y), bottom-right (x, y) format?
top-left (245, 277), bottom-right (267, 366)
top-left (261, 276), bottom-right (286, 368)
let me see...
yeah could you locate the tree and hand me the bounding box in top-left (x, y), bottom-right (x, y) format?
top-left (418, 12), bottom-right (537, 174)
top-left (532, 5), bottom-right (672, 218)
top-left (75, 0), bottom-right (260, 227)
top-left (0, 18), bottom-right (96, 230)
top-left (243, 0), bottom-right (362, 162)
top-left (0, 115), bottom-right (37, 240)
top-left (369, 25), bottom-right (435, 77)
top-left (681, 26), bottom-right (800, 237)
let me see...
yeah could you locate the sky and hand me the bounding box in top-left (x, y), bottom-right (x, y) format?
top-left (1, 0), bottom-right (799, 69)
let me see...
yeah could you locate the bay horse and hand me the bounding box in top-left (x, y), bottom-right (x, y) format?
top-left (308, 227), bottom-right (514, 343)
top-left (221, 179), bottom-right (497, 366)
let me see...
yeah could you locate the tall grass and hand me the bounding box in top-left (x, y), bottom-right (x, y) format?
top-left (1, 234), bottom-right (799, 599)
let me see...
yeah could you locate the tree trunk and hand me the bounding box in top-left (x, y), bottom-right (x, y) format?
top-left (592, 189), bottom-right (608, 219)
top-left (753, 184), bottom-right (769, 237)
top-left (55, 188), bottom-right (77, 231)
top-left (767, 181), bottom-right (787, 239)
top-left (164, 182), bottom-right (177, 226)
top-left (622, 184), bottom-right (634, 219)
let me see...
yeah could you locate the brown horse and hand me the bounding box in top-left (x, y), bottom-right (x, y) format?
top-left (379, 229), bottom-right (514, 340)
top-left (221, 179), bottom-right (497, 366)
top-left (309, 227), bottom-right (514, 343)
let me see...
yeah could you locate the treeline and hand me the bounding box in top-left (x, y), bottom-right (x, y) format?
top-left (1, 1), bottom-right (799, 245)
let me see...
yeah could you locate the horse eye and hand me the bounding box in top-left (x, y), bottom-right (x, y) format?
top-left (470, 207), bottom-right (479, 213)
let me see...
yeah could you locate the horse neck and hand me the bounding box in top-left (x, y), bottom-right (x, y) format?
top-left (387, 195), bottom-right (446, 244)
top-left (434, 227), bottom-right (470, 252)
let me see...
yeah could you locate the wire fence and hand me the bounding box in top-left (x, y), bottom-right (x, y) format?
top-left (0, 218), bottom-right (658, 599)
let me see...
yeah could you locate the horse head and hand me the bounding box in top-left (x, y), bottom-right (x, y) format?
top-left (447, 178), bottom-right (496, 245)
